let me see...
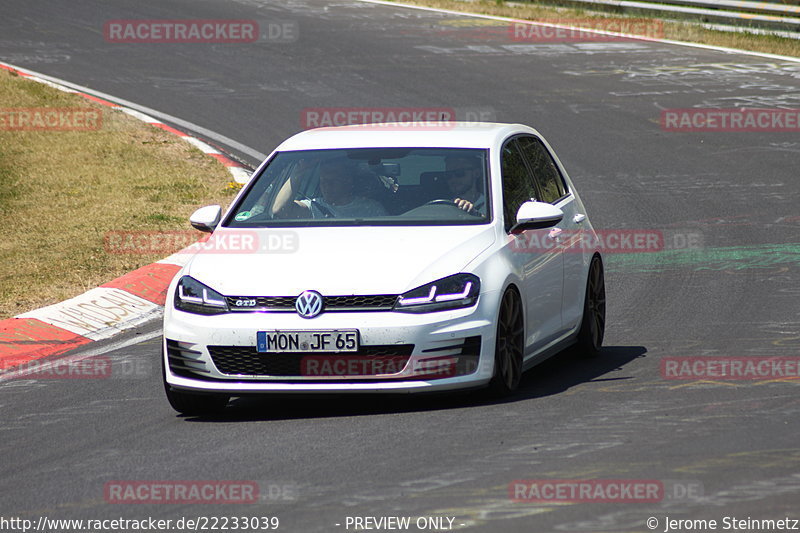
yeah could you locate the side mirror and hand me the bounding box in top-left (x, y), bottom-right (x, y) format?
top-left (510, 201), bottom-right (564, 234)
top-left (190, 205), bottom-right (222, 233)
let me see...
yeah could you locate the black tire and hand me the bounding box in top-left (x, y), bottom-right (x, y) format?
top-left (488, 288), bottom-right (525, 396)
top-left (165, 386), bottom-right (229, 416)
top-left (162, 353), bottom-right (228, 415)
top-left (575, 254), bottom-right (606, 357)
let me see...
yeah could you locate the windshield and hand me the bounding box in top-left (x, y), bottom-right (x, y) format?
top-left (224, 148), bottom-right (490, 227)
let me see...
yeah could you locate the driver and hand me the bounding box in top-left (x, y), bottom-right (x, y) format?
top-left (278, 158), bottom-right (387, 219)
top-left (444, 155), bottom-right (486, 216)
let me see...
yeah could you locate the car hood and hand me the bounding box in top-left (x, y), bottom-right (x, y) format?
top-left (185, 225), bottom-right (496, 296)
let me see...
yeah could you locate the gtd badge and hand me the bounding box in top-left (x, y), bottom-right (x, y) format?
top-left (295, 290), bottom-right (323, 318)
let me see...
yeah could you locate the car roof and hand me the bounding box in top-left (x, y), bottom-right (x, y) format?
top-left (274, 122), bottom-right (539, 151)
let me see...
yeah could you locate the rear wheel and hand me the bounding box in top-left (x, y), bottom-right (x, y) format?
top-left (576, 255), bottom-right (606, 357)
top-left (162, 352), bottom-right (229, 415)
top-left (488, 288), bottom-right (524, 396)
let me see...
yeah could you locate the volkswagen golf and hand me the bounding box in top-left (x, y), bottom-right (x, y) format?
top-left (162, 122), bottom-right (605, 414)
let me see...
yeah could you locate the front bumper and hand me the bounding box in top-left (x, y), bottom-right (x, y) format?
top-left (163, 303), bottom-right (497, 394)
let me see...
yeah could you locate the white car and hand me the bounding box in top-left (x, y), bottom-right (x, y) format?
top-left (162, 123), bottom-right (605, 414)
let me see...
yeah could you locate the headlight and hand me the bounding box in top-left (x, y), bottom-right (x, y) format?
top-left (394, 273), bottom-right (480, 313)
top-left (174, 276), bottom-right (228, 315)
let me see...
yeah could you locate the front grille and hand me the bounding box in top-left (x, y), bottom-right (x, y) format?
top-left (225, 294), bottom-right (398, 312)
top-left (208, 344), bottom-right (414, 377)
top-left (325, 295), bottom-right (398, 310)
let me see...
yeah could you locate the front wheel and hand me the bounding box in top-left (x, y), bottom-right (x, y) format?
top-left (162, 353), bottom-right (229, 415)
top-left (488, 288), bottom-right (524, 396)
top-left (164, 386), bottom-right (229, 416)
top-left (575, 254), bottom-right (606, 357)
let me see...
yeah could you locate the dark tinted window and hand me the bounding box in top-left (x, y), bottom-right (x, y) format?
top-left (517, 136), bottom-right (567, 204)
top-left (501, 139), bottom-right (538, 232)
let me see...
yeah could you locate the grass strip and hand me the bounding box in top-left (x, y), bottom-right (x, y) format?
top-left (0, 69), bottom-right (240, 318)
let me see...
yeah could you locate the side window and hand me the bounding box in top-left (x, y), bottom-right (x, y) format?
top-left (517, 136), bottom-right (567, 204)
top-left (501, 139), bottom-right (538, 232)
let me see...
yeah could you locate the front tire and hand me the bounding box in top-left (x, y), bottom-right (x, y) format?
top-left (162, 352), bottom-right (229, 415)
top-left (488, 288), bottom-right (524, 396)
top-left (575, 254), bottom-right (606, 357)
top-left (165, 386), bottom-right (229, 416)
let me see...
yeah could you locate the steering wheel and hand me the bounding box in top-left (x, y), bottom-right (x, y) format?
top-left (424, 199), bottom-right (457, 206)
top-left (423, 198), bottom-right (483, 217)
top-left (308, 198), bottom-right (336, 218)
top-left (296, 195), bottom-right (336, 218)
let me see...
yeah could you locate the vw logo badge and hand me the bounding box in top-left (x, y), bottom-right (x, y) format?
top-left (295, 290), bottom-right (323, 318)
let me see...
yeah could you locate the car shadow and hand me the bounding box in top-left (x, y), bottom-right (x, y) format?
top-left (178, 345), bottom-right (646, 423)
top-left (505, 344), bottom-right (647, 402)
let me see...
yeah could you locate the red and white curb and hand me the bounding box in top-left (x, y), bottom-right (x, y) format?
top-left (118, 106), bottom-right (252, 185)
top-left (0, 61), bottom-right (251, 373)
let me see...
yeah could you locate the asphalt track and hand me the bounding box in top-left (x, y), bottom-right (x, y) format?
top-left (2, 1), bottom-right (800, 531)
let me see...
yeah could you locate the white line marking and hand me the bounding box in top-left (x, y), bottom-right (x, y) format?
top-left (229, 166), bottom-right (253, 184)
top-left (64, 329), bottom-right (163, 359)
top-left (119, 107), bottom-right (159, 123)
top-left (183, 136), bottom-right (221, 154)
top-left (24, 76), bottom-right (79, 93)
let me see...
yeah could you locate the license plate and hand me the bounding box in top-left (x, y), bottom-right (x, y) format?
top-left (256, 330), bottom-right (359, 353)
